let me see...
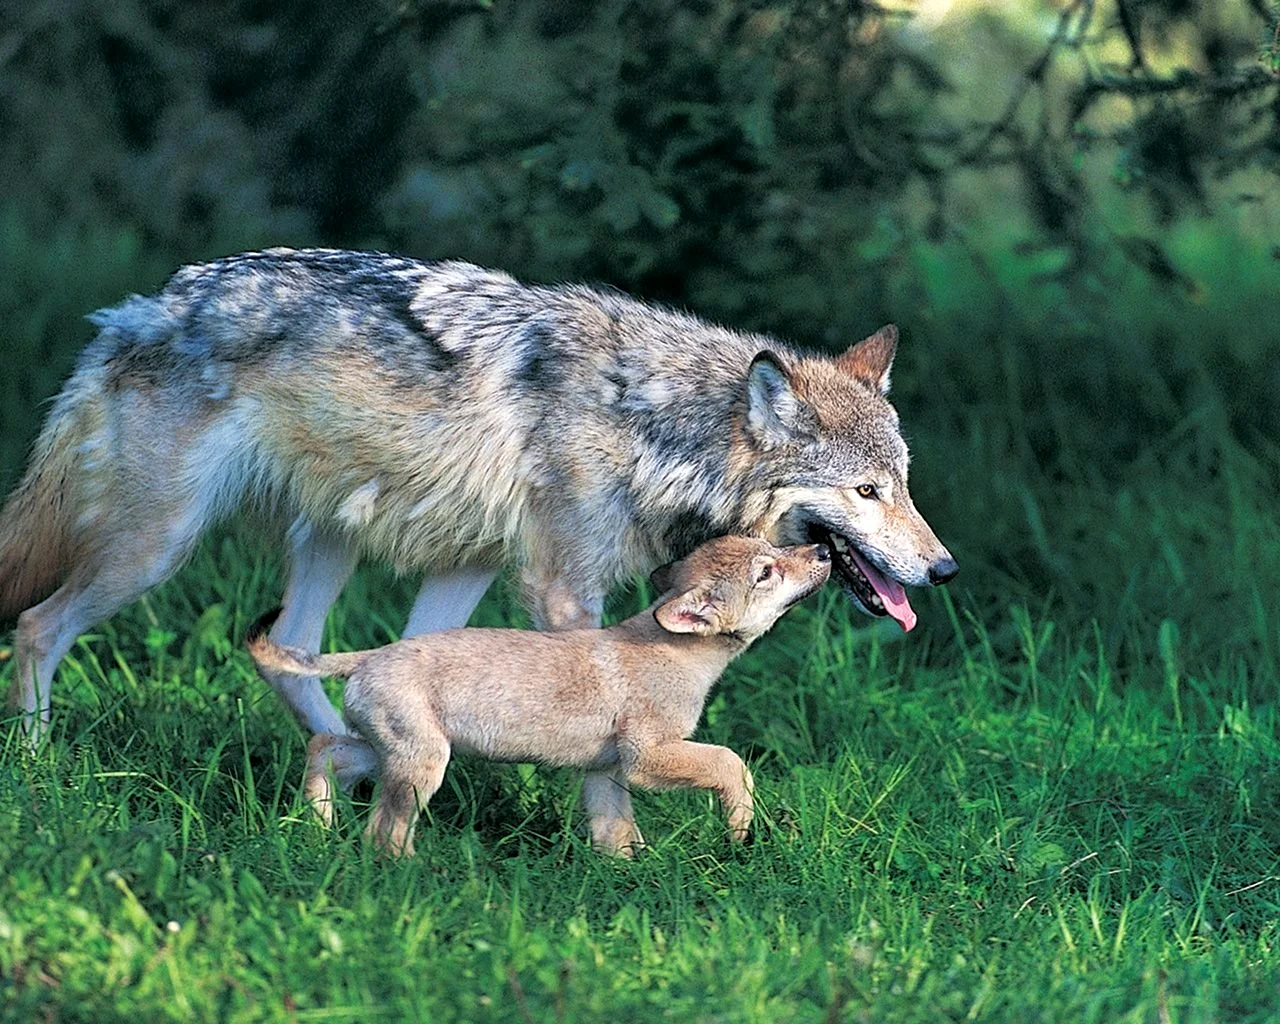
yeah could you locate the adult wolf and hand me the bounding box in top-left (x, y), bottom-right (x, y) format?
top-left (0, 247), bottom-right (956, 850)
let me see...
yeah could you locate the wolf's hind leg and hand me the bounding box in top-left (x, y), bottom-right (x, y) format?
top-left (13, 523), bottom-right (206, 745)
top-left (14, 583), bottom-right (102, 743)
top-left (403, 567), bottom-right (498, 636)
top-left (262, 525), bottom-right (357, 737)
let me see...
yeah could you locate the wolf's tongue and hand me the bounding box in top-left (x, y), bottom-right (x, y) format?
top-left (848, 549), bottom-right (917, 632)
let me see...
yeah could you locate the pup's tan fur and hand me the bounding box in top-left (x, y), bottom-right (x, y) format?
top-left (248, 536), bottom-right (831, 857)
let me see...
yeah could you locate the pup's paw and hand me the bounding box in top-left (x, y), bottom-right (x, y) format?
top-left (303, 772), bottom-right (336, 827)
top-left (364, 817), bottom-right (417, 859)
top-left (726, 803), bottom-right (754, 844)
top-left (591, 818), bottom-right (646, 858)
top-left (304, 734), bottom-right (341, 827)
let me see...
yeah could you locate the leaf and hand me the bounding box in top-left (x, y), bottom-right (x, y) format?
top-left (599, 191), bottom-right (641, 232)
top-left (639, 189), bottom-right (680, 229)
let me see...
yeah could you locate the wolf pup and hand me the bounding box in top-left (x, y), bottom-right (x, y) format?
top-left (0, 247), bottom-right (955, 848)
top-left (248, 535), bottom-right (831, 856)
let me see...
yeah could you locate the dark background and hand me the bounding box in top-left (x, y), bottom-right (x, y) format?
top-left (2, 0), bottom-right (1278, 689)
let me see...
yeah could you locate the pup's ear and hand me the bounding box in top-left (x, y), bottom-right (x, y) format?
top-left (649, 560), bottom-right (679, 596)
top-left (836, 324), bottom-right (898, 394)
top-left (654, 588), bottom-right (719, 635)
top-left (746, 351), bottom-right (815, 444)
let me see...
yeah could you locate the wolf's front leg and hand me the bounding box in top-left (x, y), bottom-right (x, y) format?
top-left (527, 577), bottom-right (605, 633)
top-left (625, 740), bottom-right (755, 842)
top-left (267, 525), bottom-right (356, 736)
top-left (404, 567), bottom-right (498, 636)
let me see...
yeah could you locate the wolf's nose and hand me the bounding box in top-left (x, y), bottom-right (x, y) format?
top-left (927, 556), bottom-right (958, 585)
top-left (813, 544), bottom-right (831, 562)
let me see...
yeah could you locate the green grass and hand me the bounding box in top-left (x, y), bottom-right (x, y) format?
top-left (1, 518), bottom-right (1278, 1022)
top-left (1, 200), bottom-right (1279, 1020)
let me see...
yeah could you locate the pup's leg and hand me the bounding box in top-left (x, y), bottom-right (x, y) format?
top-left (294, 566), bottom-right (495, 807)
top-left (310, 567), bottom-right (495, 818)
top-left (625, 741), bottom-right (756, 843)
top-left (523, 570), bottom-right (644, 856)
top-left (261, 523), bottom-right (356, 736)
top-left (583, 767), bottom-right (647, 857)
top-left (365, 719), bottom-right (450, 858)
top-left (303, 733), bottom-right (379, 826)
top-left (403, 567), bottom-right (498, 636)
top-left (403, 561), bottom-right (642, 854)
top-left (528, 575), bottom-right (642, 855)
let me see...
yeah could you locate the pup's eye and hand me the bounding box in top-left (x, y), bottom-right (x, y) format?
top-left (756, 564), bottom-right (773, 583)
top-left (856, 484), bottom-right (878, 500)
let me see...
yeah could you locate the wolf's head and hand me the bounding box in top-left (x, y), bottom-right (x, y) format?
top-left (740, 325), bottom-right (956, 632)
top-left (650, 535), bottom-right (832, 644)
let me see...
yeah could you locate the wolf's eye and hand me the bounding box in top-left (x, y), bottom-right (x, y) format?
top-left (856, 484), bottom-right (878, 500)
top-left (756, 563), bottom-right (773, 583)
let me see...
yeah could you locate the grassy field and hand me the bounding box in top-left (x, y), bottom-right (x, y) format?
top-left (2, 204), bottom-right (1280, 1021)
top-left (2, 503), bottom-right (1278, 1022)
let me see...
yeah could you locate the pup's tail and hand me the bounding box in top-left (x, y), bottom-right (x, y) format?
top-left (245, 609), bottom-right (370, 679)
top-left (0, 383), bottom-right (107, 625)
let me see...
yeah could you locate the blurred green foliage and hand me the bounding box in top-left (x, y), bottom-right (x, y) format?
top-left (1, 0), bottom-right (1278, 683)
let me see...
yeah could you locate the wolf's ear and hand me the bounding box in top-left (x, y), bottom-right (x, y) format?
top-left (837, 324), bottom-right (898, 394)
top-left (746, 351), bottom-right (815, 444)
top-left (654, 587), bottom-right (719, 635)
top-left (649, 560), bottom-right (679, 596)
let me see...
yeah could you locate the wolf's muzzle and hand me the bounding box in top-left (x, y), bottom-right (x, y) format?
top-left (927, 556), bottom-right (959, 586)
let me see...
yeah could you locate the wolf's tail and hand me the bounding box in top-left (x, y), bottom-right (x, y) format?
top-left (0, 380), bottom-right (106, 624)
top-left (245, 609), bottom-right (370, 679)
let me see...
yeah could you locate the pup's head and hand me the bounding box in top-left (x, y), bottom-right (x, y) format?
top-left (650, 535), bottom-right (831, 644)
top-left (742, 325), bottom-right (957, 633)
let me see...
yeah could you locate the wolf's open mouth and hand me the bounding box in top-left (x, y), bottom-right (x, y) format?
top-left (805, 523), bottom-right (917, 632)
